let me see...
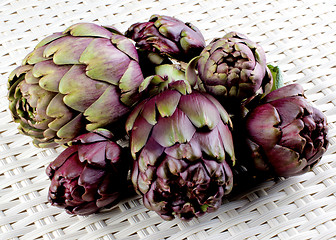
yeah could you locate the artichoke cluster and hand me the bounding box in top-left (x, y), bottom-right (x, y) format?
top-left (8, 15), bottom-right (328, 220)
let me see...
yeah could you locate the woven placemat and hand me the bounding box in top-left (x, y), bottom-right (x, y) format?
top-left (1, 0), bottom-right (336, 239)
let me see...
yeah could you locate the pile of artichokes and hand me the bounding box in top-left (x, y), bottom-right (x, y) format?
top-left (8, 14), bottom-right (329, 221)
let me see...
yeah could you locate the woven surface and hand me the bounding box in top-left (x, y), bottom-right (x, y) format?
top-left (1, 0), bottom-right (336, 239)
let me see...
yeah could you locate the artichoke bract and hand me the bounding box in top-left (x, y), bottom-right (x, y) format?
top-left (244, 84), bottom-right (328, 177)
top-left (125, 14), bottom-right (206, 66)
top-left (46, 129), bottom-right (131, 215)
top-left (8, 23), bottom-right (144, 147)
top-left (196, 32), bottom-right (273, 104)
top-left (126, 81), bottom-right (235, 221)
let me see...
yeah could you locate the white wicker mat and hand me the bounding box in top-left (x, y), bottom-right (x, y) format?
top-left (1, 0), bottom-right (336, 239)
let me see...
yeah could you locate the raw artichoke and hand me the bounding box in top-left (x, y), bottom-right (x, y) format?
top-left (126, 79), bottom-right (235, 221)
top-left (125, 14), bottom-right (206, 67)
top-left (243, 84), bottom-right (328, 177)
top-left (46, 129), bottom-right (131, 215)
top-left (195, 31), bottom-right (273, 105)
top-left (8, 23), bottom-right (144, 147)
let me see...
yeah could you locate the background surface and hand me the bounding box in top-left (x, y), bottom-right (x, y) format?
top-left (1, 0), bottom-right (336, 239)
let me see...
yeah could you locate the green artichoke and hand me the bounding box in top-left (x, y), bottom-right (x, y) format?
top-left (8, 23), bottom-right (144, 147)
top-left (125, 14), bottom-right (206, 67)
top-left (46, 129), bottom-right (131, 215)
top-left (194, 31), bottom-right (273, 105)
top-left (126, 79), bottom-right (235, 221)
top-left (243, 84), bottom-right (328, 177)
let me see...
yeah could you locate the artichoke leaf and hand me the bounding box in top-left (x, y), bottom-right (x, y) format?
top-left (155, 90), bottom-right (181, 118)
top-left (264, 83), bottom-right (304, 103)
top-left (77, 141), bottom-right (108, 167)
top-left (35, 32), bottom-right (64, 49)
top-left (23, 45), bottom-right (51, 65)
top-left (84, 85), bottom-right (130, 131)
top-left (80, 38), bottom-right (130, 84)
top-left (178, 92), bottom-right (220, 130)
top-left (56, 113), bottom-right (85, 141)
top-left (203, 93), bottom-right (232, 126)
top-left (59, 64), bottom-right (109, 112)
top-left (8, 65), bottom-right (32, 87)
top-left (267, 64), bottom-right (284, 92)
top-left (111, 34), bottom-right (139, 61)
top-left (44, 36), bottom-right (93, 65)
top-left (164, 141), bottom-right (202, 161)
top-left (138, 137), bottom-right (165, 172)
top-left (280, 118), bottom-right (306, 153)
top-left (46, 93), bottom-right (73, 131)
top-left (64, 22), bottom-right (113, 38)
top-left (33, 60), bottom-right (71, 92)
top-left (130, 116), bottom-right (154, 158)
top-left (186, 56), bottom-right (201, 88)
top-left (126, 100), bottom-right (147, 133)
top-left (270, 97), bottom-right (306, 127)
top-left (46, 145), bottom-right (79, 175)
top-left (267, 145), bottom-right (305, 177)
top-left (246, 103), bottom-right (281, 149)
top-left (152, 109), bottom-right (196, 147)
top-left (24, 70), bottom-right (40, 84)
top-left (140, 97), bottom-right (157, 125)
top-left (217, 121), bottom-right (235, 163)
top-left (195, 125), bottom-right (226, 161)
top-left (119, 61), bottom-right (144, 106)
top-left (79, 165), bottom-right (105, 202)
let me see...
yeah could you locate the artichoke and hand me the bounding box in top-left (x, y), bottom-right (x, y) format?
top-left (125, 14), bottom-right (206, 66)
top-left (8, 23), bottom-right (144, 147)
top-left (194, 31), bottom-right (273, 105)
top-left (126, 79), bottom-right (235, 221)
top-left (46, 129), bottom-right (131, 215)
top-left (243, 84), bottom-right (328, 177)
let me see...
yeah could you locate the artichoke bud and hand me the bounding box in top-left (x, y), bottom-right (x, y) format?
top-left (242, 84), bottom-right (329, 177)
top-left (7, 22), bottom-right (144, 147)
top-left (195, 31), bottom-right (273, 112)
top-left (46, 129), bottom-right (132, 215)
top-left (125, 14), bottom-right (206, 65)
top-left (127, 85), bottom-right (235, 220)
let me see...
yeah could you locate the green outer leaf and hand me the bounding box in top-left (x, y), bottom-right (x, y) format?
top-left (178, 92), bottom-right (220, 130)
top-left (43, 36), bottom-right (92, 65)
top-left (186, 56), bottom-right (201, 88)
top-left (64, 22), bottom-right (113, 38)
top-left (35, 32), bottom-right (64, 49)
top-left (267, 64), bottom-right (284, 92)
top-left (84, 85), bottom-right (130, 131)
top-left (155, 64), bottom-right (186, 83)
top-left (125, 100), bottom-right (147, 134)
top-left (151, 109), bottom-right (196, 147)
top-left (59, 64), bottom-right (109, 113)
top-left (156, 90), bottom-right (181, 118)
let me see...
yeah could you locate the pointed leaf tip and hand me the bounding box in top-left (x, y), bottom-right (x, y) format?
top-left (267, 64), bottom-right (284, 92)
top-left (186, 56), bottom-right (201, 87)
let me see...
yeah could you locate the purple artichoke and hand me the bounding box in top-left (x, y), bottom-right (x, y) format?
top-left (126, 81), bottom-right (235, 221)
top-left (125, 14), bottom-right (206, 65)
top-left (8, 23), bottom-right (144, 147)
top-left (244, 84), bottom-right (328, 177)
top-left (195, 31), bottom-right (273, 103)
top-left (46, 129), bottom-right (131, 215)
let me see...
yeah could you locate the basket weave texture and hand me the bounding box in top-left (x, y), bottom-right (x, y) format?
top-left (1, 0), bottom-right (336, 239)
